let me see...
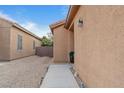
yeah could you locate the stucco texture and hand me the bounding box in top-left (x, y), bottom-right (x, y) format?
top-left (53, 25), bottom-right (68, 63)
top-left (67, 30), bottom-right (74, 61)
top-left (0, 18), bottom-right (41, 61)
top-left (0, 19), bottom-right (11, 61)
top-left (73, 6), bottom-right (124, 87)
top-left (0, 27), bottom-right (10, 61)
top-left (10, 26), bottom-right (41, 60)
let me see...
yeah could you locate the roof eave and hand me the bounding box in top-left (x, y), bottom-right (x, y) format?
top-left (49, 20), bottom-right (65, 34)
top-left (13, 23), bottom-right (41, 41)
top-left (0, 17), bottom-right (41, 41)
top-left (64, 5), bottom-right (80, 29)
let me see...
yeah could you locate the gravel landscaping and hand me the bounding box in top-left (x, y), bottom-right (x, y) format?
top-left (0, 56), bottom-right (52, 88)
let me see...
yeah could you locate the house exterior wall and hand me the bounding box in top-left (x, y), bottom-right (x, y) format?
top-left (0, 19), bottom-right (11, 61)
top-left (0, 28), bottom-right (10, 61)
top-left (73, 6), bottom-right (124, 87)
top-left (53, 25), bottom-right (68, 63)
top-left (10, 26), bottom-right (41, 60)
top-left (67, 30), bottom-right (74, 61)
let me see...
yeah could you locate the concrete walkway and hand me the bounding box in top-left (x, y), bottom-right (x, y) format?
top-left (41, 64), bottom-right (79, 88)
top-left (0, 62), bottom-right (7, 66)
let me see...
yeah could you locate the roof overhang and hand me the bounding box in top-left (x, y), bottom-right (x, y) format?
top-left (64, 5), bottom-right (80, 29)
top-left (13, 23), bottom-right (41, 41)
top-left (0, 17), bottom-right (41, 41)
top-left (49, 20), bottom-right (65, 33)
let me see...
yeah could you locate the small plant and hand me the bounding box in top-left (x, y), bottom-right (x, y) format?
top-left (41, 33), bottom-right (53, 46)
top-left (69, 51), bottom-right (74, 63)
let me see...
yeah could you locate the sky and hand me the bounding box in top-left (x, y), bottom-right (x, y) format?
top-left (0, 5), bottom-right (69, 37)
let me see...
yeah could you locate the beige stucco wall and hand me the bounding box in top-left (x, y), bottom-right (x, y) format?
top-left (0, 19), bottom-right (11, 61)
top-left (0, 18), bottom-right (41, 61)
top-left (0, 28), bottom-right (10, 61)
top-left (53, 25), bottom-right (68, 62)
top-left (10, 26), bottom-right (41, 60)
top-left (67, 30), bottom-right (74, 61)
top-left (73, 6), bottom-right (124, 87)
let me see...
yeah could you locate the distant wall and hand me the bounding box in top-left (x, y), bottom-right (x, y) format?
top-left (0, 27), bottom-right (10, 61)
top-left (53, 25), bottom-right (68, 63)
top-left (36, 46), bottom-right (53, 57)
top-left (10, 26), bottom-right (41, 60)
top-left (0, 19), bottom-right (11, 61)
top-left (67, 30), bottom-right (74, 61)
top-left (0, 18), bottom-right (41, 61)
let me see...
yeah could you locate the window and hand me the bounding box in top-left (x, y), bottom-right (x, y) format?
top-left (17, 35), bottom-right (23, 50)
top-left (33, 40), bottom-right (35, 49)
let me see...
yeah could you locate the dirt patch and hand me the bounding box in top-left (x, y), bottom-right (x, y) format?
top-left (0, 56), bottom-right (52, 88)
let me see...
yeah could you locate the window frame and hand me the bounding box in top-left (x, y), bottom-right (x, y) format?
top-left (33, 40), bottom-right (35, 50)
top-left (17, 34), bottom-right (23, 51)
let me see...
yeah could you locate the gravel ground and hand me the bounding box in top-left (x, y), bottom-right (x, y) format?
top-left (0, 56), bottom-right (52, 88)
